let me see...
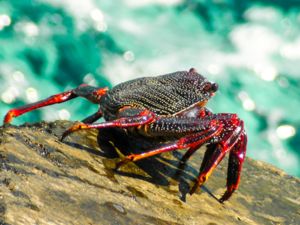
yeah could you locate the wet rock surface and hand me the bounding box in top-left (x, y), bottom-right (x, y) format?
top-left (0, 121), bottom-right (299, 225)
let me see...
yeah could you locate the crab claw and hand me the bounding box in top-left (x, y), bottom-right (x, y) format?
top-left (189, 143), bottom-right (221, 196)
top-left (219, 132), bottom-right (247, 203)
top-left (61, 122), bottom-right (88, 141)
top-left (189, 183), bottom-right (200, 196)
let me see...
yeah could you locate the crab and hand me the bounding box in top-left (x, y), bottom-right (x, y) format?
top-left (4, 68), bottom-right (247, 202)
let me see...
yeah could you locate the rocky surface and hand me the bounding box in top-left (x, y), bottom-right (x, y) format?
top-left (0, 121), bottom-right (299, 225)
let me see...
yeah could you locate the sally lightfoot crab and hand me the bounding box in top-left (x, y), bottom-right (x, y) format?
top-left (4, 68), bottom-right (247, 202)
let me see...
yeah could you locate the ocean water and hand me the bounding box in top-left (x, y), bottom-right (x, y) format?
top-left (0, 0), bottom-right (299, 177)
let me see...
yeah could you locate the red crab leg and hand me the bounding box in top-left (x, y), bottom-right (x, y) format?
top-left (189, 121), bottom-right (244, 197)
top-left (219, 132), bottom-right (247, 202)
top-left (180, 145), bottom-right (202, 163)
top-left (3, 85), bottom-right (108, 124)
top-left (61, 109), bottom-right (156, 141)
top-left (115, 124), bottom-right (223, 169)
top-left (4, 90), bottom-right (76, 124)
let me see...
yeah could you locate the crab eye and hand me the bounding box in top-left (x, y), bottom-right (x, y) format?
top-left (203, 82), bottom-right (212, 92)
top-left (211, 83), bottom-right (218, 92)
top-left (203, 82), bottom-right (218, 93)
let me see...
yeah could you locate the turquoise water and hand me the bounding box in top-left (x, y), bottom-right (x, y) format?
top-left (0, 0), bottom-right (299, 177)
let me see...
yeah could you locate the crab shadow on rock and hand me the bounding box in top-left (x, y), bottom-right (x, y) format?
top-left (76, 127), bottom-right (219, 202)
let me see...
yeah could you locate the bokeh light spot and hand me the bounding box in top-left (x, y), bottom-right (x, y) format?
top-left (276, 125), bottom-right (296, 139)
top-left (123, 51), bottom-right (135, 62)
top-left (0, 14), bottom-right (11, 30)
top-left (58, 109), bottom-right (71, 120)
top-left (26, 87), bottom-right (38, 103)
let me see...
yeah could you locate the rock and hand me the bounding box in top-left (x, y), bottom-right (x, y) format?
top-left (0, 121), bottom-right (299, 225)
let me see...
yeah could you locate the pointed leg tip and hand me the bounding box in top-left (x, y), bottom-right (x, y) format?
top-left (189, 183), bottom-right (199, 195)
top-left (179, 156), bottom-right (188, 164)
top-left (3, 120), bottom-right (10, 126)
top-left (4, 111), bottom-right (14, 124)
top-left (219, 194), bottom-right (227, 204)
top-left (60, 122), bottom-right (86, 142)
top-left (115, 160), bottom-right (123, 170)
top-left (219, 189), bottom-right (234, 203)
top-left (115, 155), bottom-right (135, 170)
top-left (178, 162), bottom-right (186, 171)
top-left (60, 130), bottom-right (71, 142)
top-left (115, 159), bottom-right (128, 170)
top-left (60, 135), bottom-right (66, 142)
top-left (3, 120), bottom-right (10, 125)
top-left (219, 197), bottom-right (226, 203)
top-left (219, 196), bottom-right (228, 204)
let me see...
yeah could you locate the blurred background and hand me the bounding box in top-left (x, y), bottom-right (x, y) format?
top-left (0, 0), bottom-right (299, 177)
